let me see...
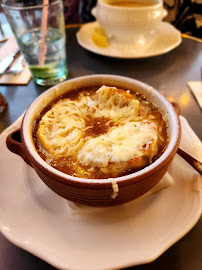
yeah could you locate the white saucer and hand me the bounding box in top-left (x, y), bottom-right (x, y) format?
top-left (76, 21), bottom-right (182, 59)
top-left (0, 116), bottom-right (201, 270)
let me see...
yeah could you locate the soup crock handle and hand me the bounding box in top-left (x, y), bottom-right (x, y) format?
top-left (6, 128), bottom-right (33, 167)
top-left (171, 102), bottom-right (181, 116)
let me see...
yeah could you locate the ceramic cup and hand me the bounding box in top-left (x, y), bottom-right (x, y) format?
top-left (6, 74), bottom-right (181, 207)
top-left (92, 0), bottom-right (167, 49)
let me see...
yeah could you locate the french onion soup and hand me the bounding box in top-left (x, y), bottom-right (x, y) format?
top-left (33, 85), bottom-right (168, 179)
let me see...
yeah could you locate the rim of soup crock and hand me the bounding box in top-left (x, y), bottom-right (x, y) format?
top-left (21, 74), bottom-right (181, 187)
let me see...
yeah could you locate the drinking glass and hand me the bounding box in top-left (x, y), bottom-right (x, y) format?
top-left (1, 0), bottom-right (68, 86)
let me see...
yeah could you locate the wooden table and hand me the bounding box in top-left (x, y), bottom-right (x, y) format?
top-left (0, 26), bottom-right (202, 270)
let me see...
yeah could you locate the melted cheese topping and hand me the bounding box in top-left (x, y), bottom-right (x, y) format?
top-left (37, 99), bottom-right (86, 157)
top-left (77, 121), bottom-right (158, 167)
top-left (110, 178), bottom-right (119, 199)
top-left (37, 86), bottom-right (140, 158)
top-left (93, 86), bottom-right (140, 122)
top-left (36, 85), bottom-right (164, 177)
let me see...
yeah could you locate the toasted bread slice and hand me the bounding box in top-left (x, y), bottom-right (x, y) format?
top-left (36, 99), bottom-right (86, 157)
top-left (77, 121), bottom-right (158, 175)
top-left (92, 86), bottom-right (140, 122)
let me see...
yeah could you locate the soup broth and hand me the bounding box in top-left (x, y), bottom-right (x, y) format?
top-left (107, 1), bottom-right (154, 8)
top-left (33, 85), bottom-right (168, 179)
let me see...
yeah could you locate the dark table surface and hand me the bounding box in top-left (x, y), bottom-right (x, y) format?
top-left (0, 27), bottom-right (202, 270)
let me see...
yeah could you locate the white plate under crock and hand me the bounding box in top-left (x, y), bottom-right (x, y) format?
top-left (0, 115), bottom-right (201, 270)
top-left (76, 21), bottom-right (182, 59)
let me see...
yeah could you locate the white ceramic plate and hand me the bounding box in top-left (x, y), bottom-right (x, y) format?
top-left (0, 116), bottom-right (201, 270)
top-left (76, 21), bottom-right (182, 59)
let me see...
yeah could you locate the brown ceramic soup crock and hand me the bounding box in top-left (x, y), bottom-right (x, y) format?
top-left (6, 75), bottom-right (181, 207)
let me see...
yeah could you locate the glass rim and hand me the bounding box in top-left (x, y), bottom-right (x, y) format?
top-left (1, 0), bottom-right (61, 10)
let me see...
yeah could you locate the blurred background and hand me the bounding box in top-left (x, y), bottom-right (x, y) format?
top-left (63, 0), bottom-right (202, 38)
